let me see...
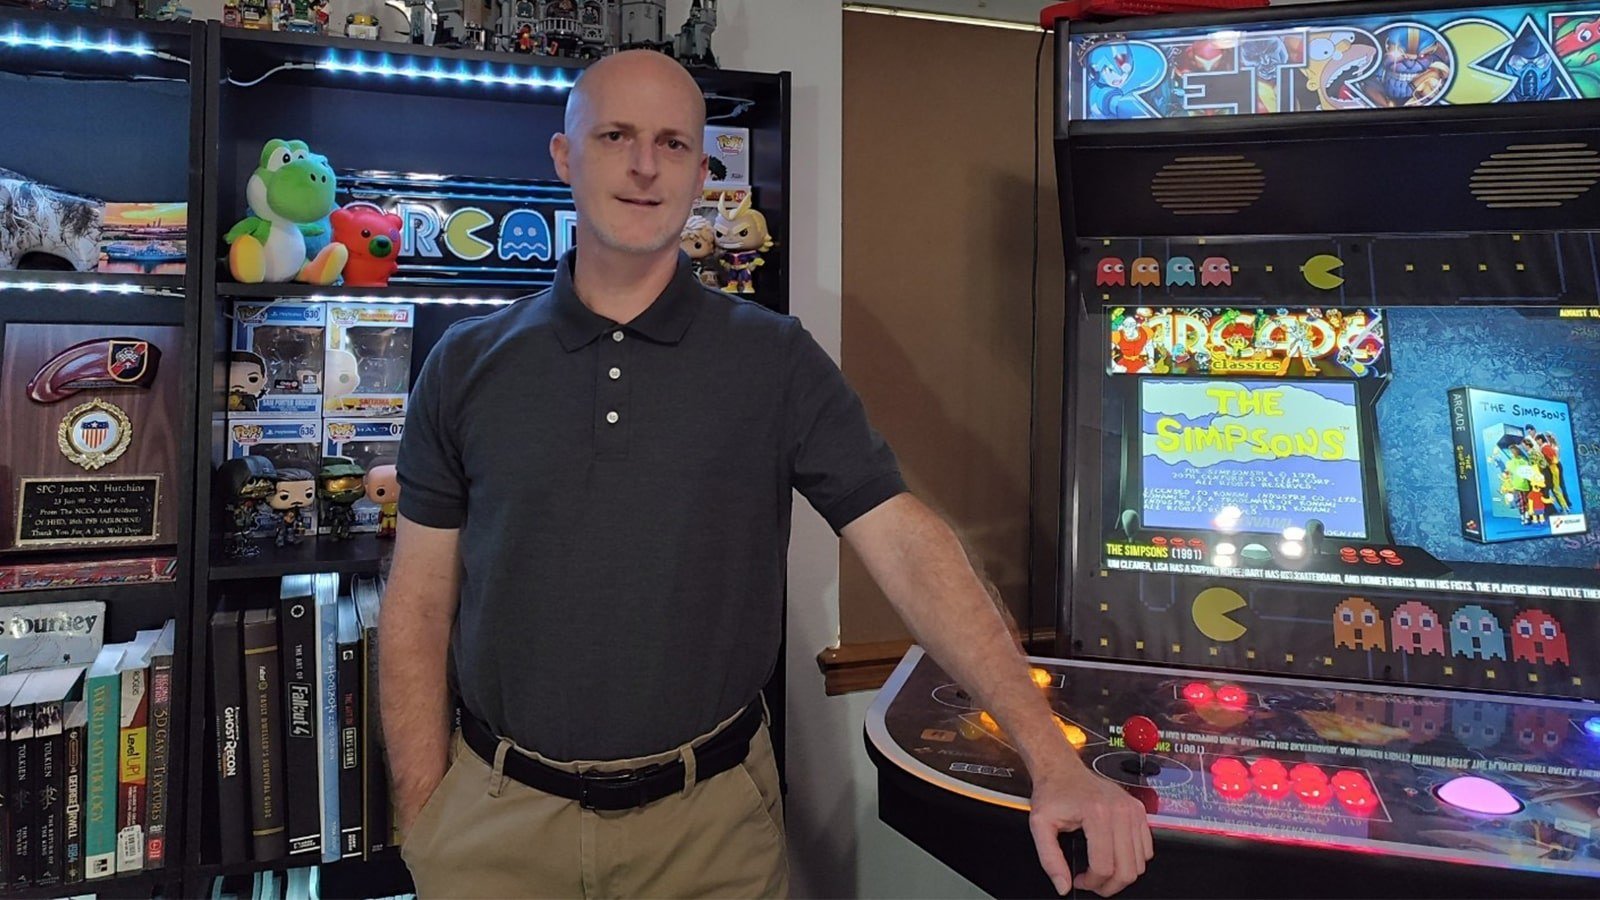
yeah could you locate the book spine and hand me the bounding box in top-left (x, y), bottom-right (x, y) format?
top-left (1448, 387), bottom-right (1486, 543)
top-left (337, 640), bottom-right (363, 859)
top-left (64, 708), bottom-right (84, 885)
top-left (0, 707), bottom-right (9, 888)
top-left (281, 594), bottom-right (321, 858)
top-left (10, 700), bottom-right (34, 890)
top-left (211, 613), bottom-right (249, 865)
top-left (361, 622), bottom-right (387, 857)
top-left (115, 665), bottom-right (149, 873)
top-left (242, 613), bottom-right (287, 862)
top-left (35, 704), bottom-right (64, 886)
top-left (83, 674), bottom-right (119, 879)
top-left (144, 653), bottom-right (173, 869)
top-left (318, 597), bottom-right (340, 863)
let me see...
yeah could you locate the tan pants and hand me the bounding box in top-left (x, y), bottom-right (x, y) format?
top-left (400, 706), bottom-right (789, 899)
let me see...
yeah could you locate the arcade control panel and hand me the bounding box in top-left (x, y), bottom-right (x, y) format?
top-left (867, 647), bottom-right (1600, 889)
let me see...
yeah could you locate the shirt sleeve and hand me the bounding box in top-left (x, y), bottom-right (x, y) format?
top-left (784, 318), bottom-right (907, 533)
top-left (397, 330), bottom-right (468, 529)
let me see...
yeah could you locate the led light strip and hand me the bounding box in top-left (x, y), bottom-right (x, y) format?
top-left (0, 279), bottom-right (155, 295)
top-left (308, 293), bottom-right (517, 307)
top-left (842, 3), bottom-right (1042, 32)
top-left (0, 24), bottom-right (155, 56)
top-left (319, 51), bottom-right (577, 91)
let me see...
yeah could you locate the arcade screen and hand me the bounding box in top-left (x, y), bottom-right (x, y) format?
top-left (1071, 234), bottom-right (1600, 698)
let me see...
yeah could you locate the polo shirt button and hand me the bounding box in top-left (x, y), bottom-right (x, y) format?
top-left (609, 367), bottom-right (621, 380)
top-left (606, 411), bottom-right (620, 424)
top-left (612, 331), bottom-right (625, 342)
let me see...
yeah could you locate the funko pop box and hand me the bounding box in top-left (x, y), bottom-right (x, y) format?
top-left (226, 417), bottom-right (321, 536)
top-left (322, 417), bottom-right (405, 533)
top-left (230, 300), bottom-right (325, 416)
top-left (324, 303), bottom-right (415, 418)
top-left (704, 126), bottom-right (751, 190)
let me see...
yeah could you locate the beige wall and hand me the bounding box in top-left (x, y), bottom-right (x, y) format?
top-left (841, 11), bottom-right (1067, 647)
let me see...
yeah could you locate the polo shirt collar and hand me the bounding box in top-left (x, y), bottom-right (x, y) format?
top-left (549, 249), bottom-right (703, 352)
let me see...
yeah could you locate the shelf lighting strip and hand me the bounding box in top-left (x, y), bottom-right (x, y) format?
top-left (318, 50), bottom-right (576, 92)
top-left (307, 293), bottom-right (516, 307)
top-left (0, 24), bottom-right (155, 56)
top-left (0, 279), bottom-right (158, 296)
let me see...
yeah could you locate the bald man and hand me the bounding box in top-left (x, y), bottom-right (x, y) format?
top-left (384, 51), bottom-right (1151, 899)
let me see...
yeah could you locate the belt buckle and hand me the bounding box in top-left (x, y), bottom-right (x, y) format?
top-left (577, 765), bottom-right (659, 811)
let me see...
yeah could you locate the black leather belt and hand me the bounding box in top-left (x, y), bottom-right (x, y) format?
top-left (460, 702), bottom-right (763, 811)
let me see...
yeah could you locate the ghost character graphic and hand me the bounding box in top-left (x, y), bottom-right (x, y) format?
top-left (1095, 257), bottom-right (1126, 287)
top-left (1333, 598), bottom-right (1386, 651)
top-left (1166, 256), bottom-right (1196, 286)
top-left (1391, 601), bottom-right (1445, 656)
top-left (1129, 257), bottom-right (1161, 287)
top-left (498, 209), bottom-right (552, 261)
top-left (1510, 609), bottom-right (1570, 665)
top-left (1449, 604), bottom-right (1507, 661)
top-left (1392, 699), bottom-right (1447, 745)
top-left (1200, 257), bottom-right (1233, 286)
top-left (1512, 705), bottom-right (1568, 752)
top-left (1451, 699), bottom-right (1507, 751)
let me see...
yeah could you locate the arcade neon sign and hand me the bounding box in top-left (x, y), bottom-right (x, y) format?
top-left (1068, 2), bottom-right (1600, 119)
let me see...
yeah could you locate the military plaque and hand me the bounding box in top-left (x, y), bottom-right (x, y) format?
top-left (1, 323), bottom-right (182, 552)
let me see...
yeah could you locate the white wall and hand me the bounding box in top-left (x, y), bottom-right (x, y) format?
top-left (715, 4), bottom-right (985, 898)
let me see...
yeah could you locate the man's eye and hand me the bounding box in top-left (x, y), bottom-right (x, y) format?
top-left (667, 139), bottom-right (686, 150)
top-left (603, 131), bottom-right (624, 141)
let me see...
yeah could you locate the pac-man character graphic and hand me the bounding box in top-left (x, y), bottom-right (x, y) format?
top-left (1129, 257), bottom-right (1161, 287)
top-left (1334, 598), bottom-right (1386, 651)
top-left (1513, 705), bottom-right (1568, 752)
top-left (1391, 699), bottom-right (1447, 744)
top-left (1200, 256), bottom-right (1233, 287)
top-left (1166, 256), bottom-right (1196, 286)
top-left (1510, 609), bottom-right (1570, 665)
top-left (1450, 604), bottom-right (1507, 660)
top-left (498, 209), bottom-right (552, 261)
top-left (1192, 587), bottom-right (1247, 642)
top-left (1302, 254), bottom-right (1345, 290)
top-left (1451, 699), bottom-right (1507, 751)
top-left (1391, 601), bottom-right (1445, 656)
top-left (1095, 257), bottom-right (1126, 286)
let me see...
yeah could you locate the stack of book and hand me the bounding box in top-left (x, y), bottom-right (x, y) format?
top-left (0, 618), bottom-right (178, 891)
top-left (210, 573), bottom-right (392, 866)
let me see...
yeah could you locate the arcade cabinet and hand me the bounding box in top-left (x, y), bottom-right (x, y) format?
top-left (868, 1), bottom-right (1600, 896)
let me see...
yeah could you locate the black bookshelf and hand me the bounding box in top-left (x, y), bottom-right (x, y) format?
top-left (3, 9), bottom-right (791, 895)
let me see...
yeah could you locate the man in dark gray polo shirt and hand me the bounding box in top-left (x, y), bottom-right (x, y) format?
top-left (383, 50), bottom-right (1150, 899)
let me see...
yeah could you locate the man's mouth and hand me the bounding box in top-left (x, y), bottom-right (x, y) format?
top-left (618, 197), bottom-right (662, 207)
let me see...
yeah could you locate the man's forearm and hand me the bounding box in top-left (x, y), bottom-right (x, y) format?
top-left (379, 585), bottom-right (456, 829)
top-left (854, 497), bottom-right (1081, 782)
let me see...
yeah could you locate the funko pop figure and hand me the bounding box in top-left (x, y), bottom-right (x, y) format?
top-left (228, 350), bottom-right (269, 412)
top-left (318, 458), bottom-right (367, 541)
top-left (681, 215), bottom-right (719, 288)
top-left (365, 463), bottom-right (400, 538)
top-left (268, 468), bottom-right (316, 547)
top-left (713, 191), bottom-right (774, 294)
top-left (217, 455), bottom-right (278, 558)
top-left (1333, 598), bottom-right (1386, 651)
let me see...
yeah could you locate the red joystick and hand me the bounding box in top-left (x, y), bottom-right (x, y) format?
top-left (1121, 716), bottom-right (1163, 777)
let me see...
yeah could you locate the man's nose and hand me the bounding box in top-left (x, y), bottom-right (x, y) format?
top-left (630, 140), bottom-right (659, 178)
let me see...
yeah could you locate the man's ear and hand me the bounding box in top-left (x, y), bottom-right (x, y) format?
top-left (551, 132), bottom-right (572, 184)
top-left (697, 152), bottom-right (709, 193)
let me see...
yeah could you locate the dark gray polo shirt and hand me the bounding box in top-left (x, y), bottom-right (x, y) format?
top-left (396, 250), bottom-right (906, 760)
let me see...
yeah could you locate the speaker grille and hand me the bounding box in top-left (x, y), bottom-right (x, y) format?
top-left (1470, 143), bottom-right (1600, 209)
top-left (1150, 155), bottom-right (1265, 216)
